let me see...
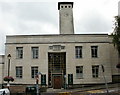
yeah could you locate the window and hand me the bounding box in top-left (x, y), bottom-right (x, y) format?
top-left (91, 46), bottom-right (98, 58)
top-left (92, 65), bottom-right (99, 78)
top-left (75, 46), bottom-right (82, 58)
top-left (32, 47), bottom-right (39, 59)
top-left (16, 47), bottom-right (23, 59)
top-left (61, 6), bottom-right (63, 8)
top-left (31, 67), bottom-right (38, 78)
top-left (76, 66), bottom-right (83, 78)
top-left (65, 6), bottom-right (67, 8)
top-left (16, 66), bottom-right (22, 78)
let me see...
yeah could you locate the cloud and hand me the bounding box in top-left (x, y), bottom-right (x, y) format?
top-left (0, 0), bottom-right (119, 54)
top-left (75, 10), bottom-right (112, 34)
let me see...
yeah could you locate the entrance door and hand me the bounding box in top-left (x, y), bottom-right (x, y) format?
top-left (53, 75), bottom-right (62, 89)
top-left (48, 52), bottom-right (66, 88)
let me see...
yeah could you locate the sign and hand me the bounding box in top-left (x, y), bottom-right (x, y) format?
top-left (41, 74), bottom-right (46, 86)
top-left (68, 74), bottom-right (73, 85)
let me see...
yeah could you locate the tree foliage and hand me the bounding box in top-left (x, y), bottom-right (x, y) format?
top-left (111, 16), bottom-right (120, 55)
top-left (3, 76), bottom-right (14, 82)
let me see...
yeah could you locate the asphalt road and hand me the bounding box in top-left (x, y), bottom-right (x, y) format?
top-left (41, 88), bottom-right (120, 95)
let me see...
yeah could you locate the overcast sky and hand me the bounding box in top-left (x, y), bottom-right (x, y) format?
top-left (0, 0), bottom-right (119, 54)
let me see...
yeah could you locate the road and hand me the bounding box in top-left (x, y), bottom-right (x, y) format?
top-left (41, 87), bottom-right (120, 95)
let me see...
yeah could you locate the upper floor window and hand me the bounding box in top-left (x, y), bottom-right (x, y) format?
top-left (76, 66), bottom-right (83, 79)
top-left (32, 47), bottom-right (39, 59)
top-left (16, 66), bottom-right (22, 78)
top-left (75, 46), bottom-right (82, 58)
top-left (31, 67), bottom-right (38, 78)
top-left (16, 47), bottom-right (23, 59)
top-left (91, 46), bottom-right (98, 58)
top-left (92, 65), bottom-right (99, 78)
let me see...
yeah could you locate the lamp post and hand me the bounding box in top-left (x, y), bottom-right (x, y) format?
top-left (101, 65), bottom-right (109, 94)
top-left (7, 54), bottom-right (11, 87)
top-left (36, 72), bottom-right (42, 95)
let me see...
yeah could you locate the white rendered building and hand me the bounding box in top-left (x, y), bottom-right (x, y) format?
top-left (3, 2), bottom-right (120, 89)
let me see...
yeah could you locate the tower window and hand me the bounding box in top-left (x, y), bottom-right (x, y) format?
top-left (69, 6), bottom-right (71, 8)
top-left (65, 6), bottom-right (67, 8)
top-left (61, 6), bottom-right (63, 8)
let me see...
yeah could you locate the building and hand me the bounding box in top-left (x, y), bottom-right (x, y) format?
top-left (2, 2), bottom-right (120, 89)
top-left (0, 55), bottom-right (4, 89)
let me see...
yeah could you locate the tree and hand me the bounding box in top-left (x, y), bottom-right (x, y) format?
top-left (3, 76), bottom-right (14, 82)
top-left (111, 16), bottom-right (120, 68)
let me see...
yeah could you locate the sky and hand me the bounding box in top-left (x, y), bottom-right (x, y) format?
top-left (0, 0), bottom-right (119, 55)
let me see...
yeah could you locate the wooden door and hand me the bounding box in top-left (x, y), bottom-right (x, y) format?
top-left (53, 75), bottom-right (62, 89)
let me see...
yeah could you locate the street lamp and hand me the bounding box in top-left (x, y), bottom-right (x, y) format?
top-left (101, 64), bottom-right (109, 94)
top-left (36, 72), bottom-right (42, 95)
top-left (7, 54), bottom-right (11, 87)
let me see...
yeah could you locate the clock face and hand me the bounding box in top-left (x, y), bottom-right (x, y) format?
top-left (64, 13), bottom-right (69, 17)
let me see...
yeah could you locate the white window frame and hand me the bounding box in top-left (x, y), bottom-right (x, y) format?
top-left (76, 66), bottom-right (83, 79)
top-left (32, 47), bottom-right (39, 59)
top-left (91, 46), bottom-right (98, 58)
top-left (75, 46), bottom-right (82, 58)
top-left (16, 47), bottom-right (23, 59)
top-left (16, 66), bottom-right (22, 78)
top-left (92, 65), bottom-right (99, 78)
top-left (31, 67), bottom-right (38, 78)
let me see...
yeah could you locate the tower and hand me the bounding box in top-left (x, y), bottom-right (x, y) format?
top-left (58, 2), bottom-right (74, 34)
top-left (118, 1), bottom-right (120, 17)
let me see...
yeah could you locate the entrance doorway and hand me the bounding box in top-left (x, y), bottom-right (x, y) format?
top-left (48, 52), bottom-right (66, 89)
top-left (53, 75), bottom-right (62, 89)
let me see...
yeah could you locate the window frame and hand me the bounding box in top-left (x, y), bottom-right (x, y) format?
top-left (31, 67), bottom-right (38, 78)
top-left (91, 46), bottom-right (98, 58)
top-left (92, 65), bottom-right (99, 78)
top-left (16, 47), bottom-right (23, 59)
top-left (75, 46), bottom-right (82, 59)
top-left (76, 66), bottom-right (83, 79)
top-left (16, 66), bottom-right (23, 78)
top-left (32, 47), bottom-right (39, 59)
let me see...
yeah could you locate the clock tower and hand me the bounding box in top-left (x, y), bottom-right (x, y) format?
top-left (58, 2), bottom-right (74, 34)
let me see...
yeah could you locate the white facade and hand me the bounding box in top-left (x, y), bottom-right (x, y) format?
top-left (0, 55), bottom-right (4, 88)
top-left (2, 2), bottom-right (120, 89)
top-left (4, 34), bottom-right (119, 87)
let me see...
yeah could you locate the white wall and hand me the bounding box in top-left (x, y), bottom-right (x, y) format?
top-left (0, 55), bottom-right (4, 88)
top-left (4, 34), bottom-right (115, 85)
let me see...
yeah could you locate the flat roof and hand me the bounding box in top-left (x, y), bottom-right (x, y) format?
top-left (6, 34), bottom-right (108, 37)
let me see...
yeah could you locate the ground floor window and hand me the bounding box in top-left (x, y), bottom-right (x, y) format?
top-left (31, 67), bottom-right (38, 78)
top-left (16, 66), bottom-right (22, 78)
top-left (76, 66), bottom-right (83, 79)
top-left (92, 65), bottom-right (99, 78)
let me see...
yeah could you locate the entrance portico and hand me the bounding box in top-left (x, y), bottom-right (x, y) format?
top-left (48, 52), bottom-right (66, 89)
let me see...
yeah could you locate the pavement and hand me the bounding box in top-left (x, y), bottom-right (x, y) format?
top-left (41, 83), bottom-right (120, 95)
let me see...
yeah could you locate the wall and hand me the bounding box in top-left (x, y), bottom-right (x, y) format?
top-left (0, 55), bottom-right (4, 88)
top-left (4, 34), bottom-right (115, 86)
